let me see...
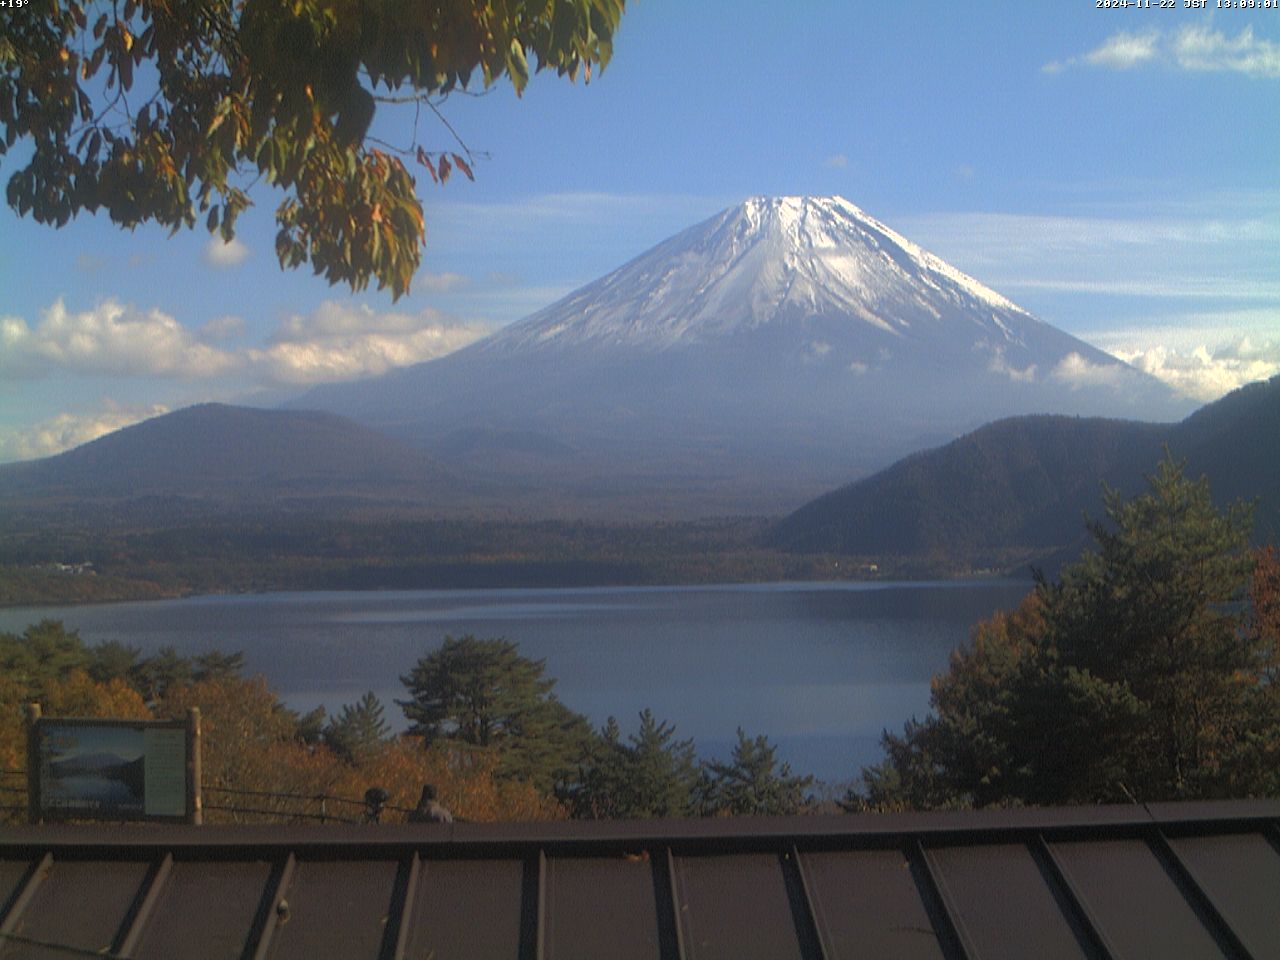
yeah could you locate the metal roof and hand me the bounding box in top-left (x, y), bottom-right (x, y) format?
top-left (2, 799), bottom-right (1278, 959)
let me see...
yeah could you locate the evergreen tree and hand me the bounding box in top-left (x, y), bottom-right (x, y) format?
top-left (855, 456), bottom-right (1272, 809)
top-left (324, 691), bottom-right (392, 765)
top-left (1042, 458), bottom-right (1258, 799)
top-left (700, 729), bottom-right (813, 816)
top-left (86, 640), bottom-right (144, 686)
top-left (193, 651), bottom-right (247, 684)
top-left (398, 635), bottom-right (593, 790)
top-left (561, 711), bottom-right (701, 819)
top-left (133, 646), bottom-right (195, 704)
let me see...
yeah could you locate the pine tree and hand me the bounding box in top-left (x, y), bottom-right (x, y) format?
top-left (1041, 457), bottom-right (1257, 799)
top-left (700, 729), bottom-right (813, 816)
top-left (561, 711), bottom-right (701, 819)
top-left (398, 635), bottom-right (592, 790)
top-left (324, 691), bottom-right (392, 765)
top-left (856, 456), bottom-right (1272, 808)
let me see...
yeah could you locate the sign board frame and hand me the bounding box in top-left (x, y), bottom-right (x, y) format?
top-left (26, 706), bottom-right (202, 825)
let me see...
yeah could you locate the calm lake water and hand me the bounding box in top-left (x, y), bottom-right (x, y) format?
top-left (0, 580), bottom-right (1032, 783)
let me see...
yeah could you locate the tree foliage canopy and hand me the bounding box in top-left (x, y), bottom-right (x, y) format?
top-left (0, 620), bottom-right (562, 824)
top-left (398, 634), bottom-right (593, 789)
top-left (700, 728), bottom-right (813, 817)
top-left (560, 710), bottom-right (702, 819)
top-left (856, 457), bottom-right (1279, 810)
top-left (323, 690), bottom-right (392, 764)
top-left (1, 0), bottom-right (625, 297)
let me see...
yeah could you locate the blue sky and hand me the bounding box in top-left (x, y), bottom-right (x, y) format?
top-left (2, 0), bottom-right (1277, 461)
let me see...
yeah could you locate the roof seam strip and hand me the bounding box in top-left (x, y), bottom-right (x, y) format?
top-left (1034, 835), bottom-right (1120, 960)
top-left (250, 852), bottom-right (296, 960)
top-left (0, 851), bottom-right (51, 940)
top-left (387, 851), bottom-right (421, 960)
top-left (114, 852), bottom-right (173, 958)
top-left (665, 846), bottom-right (689, 960)
top-left (1148, 829), bottom-right (1256, 960)
top-left (785, 845), bottom-right (828, 960)
top-left (911, 840), bottom-right (972, 960)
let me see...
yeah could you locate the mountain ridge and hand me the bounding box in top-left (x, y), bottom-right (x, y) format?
top-left (296, 195), bottom-right (1194, 515)
top-left (771, 374), bottom-right (1280, 563)
top-left (0, 404), bottom-right (453, 505)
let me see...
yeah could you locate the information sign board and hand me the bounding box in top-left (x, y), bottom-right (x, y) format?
top-left (28, 711), bottom-right (201, 824)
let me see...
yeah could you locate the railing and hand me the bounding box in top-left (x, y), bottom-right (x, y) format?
top-left (0, 768), bottom-right (27, 820)
top-left (0, 770), bottom-right (441, 825)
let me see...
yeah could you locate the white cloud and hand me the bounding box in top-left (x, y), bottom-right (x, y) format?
top-left (0, 403), bottom-right (170, 461)
top-left (1173, 24), bottom-right (1280, 77)
top-left (804, 340), bottom-right (832, 362)
top-left (1087, 319), bottom-right (1280, 402)
top-left (1051, 352), bottom-right (1127, 390)
top-left (898, 198), bottom-right (1280, 304)
top-left (1049, 26), bottom-right (1280, 78)
top-left (251, 300), bottom-right (491, 384)
top-left (200, 314), bottom-right (246, 341)
top-left (416, 271), bottom-right (470, 293)
top-left (987, 346), bottom-right (1037, 383)
top-left (1085, 30), bottom-right (1160, 70)
top-left (0, 299), bottom-right (238, 380)
top-left (823, 154), bottom-right (849, 169)
top-left (2, 296), bottom-right (491, 394)
top-left (1110, 341), bottom-right (1279, 402)
top-left (204, 236), bottom-right (250, 268)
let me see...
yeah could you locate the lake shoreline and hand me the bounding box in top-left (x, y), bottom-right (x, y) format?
top-left (1, 580), bottom-right (1036, 782)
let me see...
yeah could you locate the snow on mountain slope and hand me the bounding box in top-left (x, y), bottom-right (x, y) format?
top-left (485, 196), bottom-right (1038, 352)
top-left (296, 196), bottom-right (1194, 516)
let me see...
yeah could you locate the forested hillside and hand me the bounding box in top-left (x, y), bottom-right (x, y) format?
top-left (774, 375), bottom-right (1280, 565)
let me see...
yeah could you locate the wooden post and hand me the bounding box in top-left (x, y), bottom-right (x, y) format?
top-left (187, 708), bottom-right (203, 826)
top-left (25, 703), bottom-right (41, 825)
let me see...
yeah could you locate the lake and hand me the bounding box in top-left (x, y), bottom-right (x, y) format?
top-left (0, 580), bottom-right (1032, 783)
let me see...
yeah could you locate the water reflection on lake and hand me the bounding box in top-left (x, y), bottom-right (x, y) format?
top-left (1, 580), bottom-right (1032, 782)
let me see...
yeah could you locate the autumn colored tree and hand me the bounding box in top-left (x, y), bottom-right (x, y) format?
top-left (0, 622), bottom-right (152, 822)
top-left (1251, 546), bottom-right (1280, 669)
top-left (855, 458), bottom-right (1273, 809)
top-left (2, 0), bottom-right (626, 298)
top-left (0, 620), bottom-right (572, 824)
top-left (155, 673), bottom-right (307, 801)
top-left (326, 738), bottom-right (563, 823)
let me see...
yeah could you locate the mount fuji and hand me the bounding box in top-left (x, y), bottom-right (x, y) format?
top-left (298, 196), bottom-right (1193, 515)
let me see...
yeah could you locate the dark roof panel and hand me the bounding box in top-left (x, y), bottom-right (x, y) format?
top-left (400, 857), bottom-right (526, 960)
top-left (926, 842), bottom-right (1094, 960)
top-left (0, 858), bottom-right (33, 921)
top-left (263, 857), bottom-right (401, 960)
top-left (1, 800), bottom-right (1277, 960)
top-left (0, 857), bottom-right (150, 960)
top-left (800, 847), bottom-right (948, 960)
top-left (544, 854), bottom-right (665, 960)
top-left (130, 859), bottom-right (274, 960)
top-left (1048, 838), bottom-right (1229, 960)
top-left (1167, 831), bottom-right (1280, 960)
top-left (672, 852), bottom-right (812, 960)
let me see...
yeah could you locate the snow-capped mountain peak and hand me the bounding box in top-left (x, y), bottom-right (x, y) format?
top-left (486, 195), bottom-right (1033, 353)
top-left (295, 194), bottom-right (1193, 516)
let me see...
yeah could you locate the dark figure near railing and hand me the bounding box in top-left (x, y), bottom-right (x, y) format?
top-left (363, 787), bottom-right (391, 824)
top-left (408, 784), bottom-right (453, 824)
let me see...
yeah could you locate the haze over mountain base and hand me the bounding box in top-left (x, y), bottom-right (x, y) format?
top-left (295, 197), bottom-right (1193, 516)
